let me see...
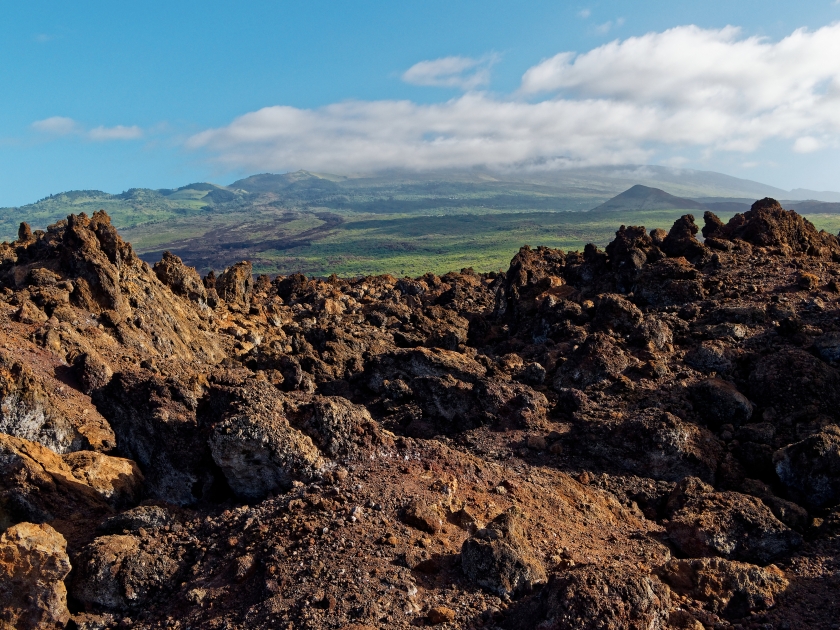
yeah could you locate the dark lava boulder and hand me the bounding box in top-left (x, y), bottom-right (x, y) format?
top-left (774, 425), bottom-right (840, 510)
top-left (97, 506), bottom-right (174, 535)
top-left (658, 557), bottom-right (787, 620)
top-left (634, 257), bottom-right (705, 307)
top-left (555, 332), bottom-right (632, 388)
top-left (70, 533), bottom-right (181, 612)
top-left (153, 251), bottom-right (207, 304)
top-left (94, 371), bottom-right (215, 506)
top-left (461, 508), bottom-right (547, 597)
top-left (665, 478), bottom-right (801, 564)
top-left (709, 198), bottom-right (840, 255)
top-left (295, 396), bottom-right (386, 458)
top-left (661, 214), bottom-right (707, 262)
top-left (216, 261), bottom-right (254, 308)
top-left (507, 565), bottom-right (671, 630)
top-left (575, 411), bottom-right (723, 483)
top-left (684, 341), bottom-right (733, 375)
top-left (749, 348), bottom-right (840, 423)
top-left (208, 382), bottom-right (325, 500)
top-left (689, 378), bottom-right (753, 429)
top-left (604, 225), bottom-right (660, 292)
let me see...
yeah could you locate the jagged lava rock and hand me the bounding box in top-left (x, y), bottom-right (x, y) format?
top-left (0, 434), bottom-right (129, 530)
top-left (706, 197), bottom-right (840, 255)
top-left (94, 371), bottom-right (215, 506)
top-left (507, 565), bottom-right (671, 630)
top-left (773, 425), bottom-right (840, 510)
top-left (658, 557), bottom-right (788, 620)
top-left (689, 378), bottom-right (753, 429)
top-left (461, 508), bottom-right (547, 597)
top-left (749, 348), bottom-right (840, 423)
top-left (0, 347), bottom-right (114, 453)
top-left (208, 381), bottom-right (324, 499)
top-left (216, 261), bottom-right (254, 307)
top-left (0, 203), bottom-right (837, 627)
top-left (70, 533), bottom-right (181, 612)
top-left (295, 396), bottom-right (385, 458)
top-left (665, 478), bottom-right (801, 564)
top-left (574, 410), bottom-right (723, 483)
top-left (0, 522), bottom-right (71, 629)
top-left (153, 251), bottom-right (207, 304)
top-left (97, 506), bottom-right (173, 535)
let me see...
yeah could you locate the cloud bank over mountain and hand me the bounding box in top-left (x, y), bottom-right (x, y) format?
top-left (187, 23), bottom-right (840, 174)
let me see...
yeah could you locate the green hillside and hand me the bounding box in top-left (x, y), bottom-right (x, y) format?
top-left (3, 168), bottom-right (839, 278)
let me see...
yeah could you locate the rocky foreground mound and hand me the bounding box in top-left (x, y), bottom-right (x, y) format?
top-left (1, 201), bottom-right (840, 629)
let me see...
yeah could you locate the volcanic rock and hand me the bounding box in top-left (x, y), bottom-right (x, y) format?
top-left (97, 506), bottom-right (174, 535)
top-left (508, 565), bottom-right (671, 630)
top-left (0, 522), bottom-right (71, 629)
top-left (661, 214), bottom-right (707, 262)
top-left (658, 557), bottom-right (788, 619)
top-left (0, 434), bottom-right (113, 529)
top-left (94, 371), bottom-right (215, 506)
top-left (0, 205), bottom-right (837, 627)
top-left (216, 261), bottom-right (254, 307)
top-left (773, 425), bottom-right (840, 510)
top-left (576, 411), bottom-right (722, 483)
top-left (70, 533), bottom-right (181, 611)
top-left (461, 508), bottom-right (547, 596)
top-left (689, 378), bottom-right (753, 429)
top-left (0, 348), bottom-right (113, 453)
top-left (153, 251), bottom-right (207, 304)
top-left (710, 198), bottom-right (840, 255)
top-left (664, 478), bottom-right (801, 564)
top-left (749, 348), bottom-right (840, 423)
top-left (295, 396), bottom-right (384, 458)
top-left (208, 381), bottom-right (324, 499)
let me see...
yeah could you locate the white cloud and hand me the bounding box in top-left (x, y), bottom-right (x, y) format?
top-left (88, 125), bottom-right (143, 141)
top-left (31, 117), bottom-right (143, 141)
top-left (593, 17), bottom-right (624, 34)
top-left (577, 9), bottom-right (591, 18)
top-left (188, 23), bottom-right (840, 174)
top-left (402, 55), bottom-right (496, 90)
top-left (32, 116), bottom-right (79, 135)
top-left (793, 136), bottom-right (822, 153)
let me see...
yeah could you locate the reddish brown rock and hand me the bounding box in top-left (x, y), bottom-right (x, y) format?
top-left (0, 522), bottom-right (71, 629)
top-left (70, 533), bottom-right (181, 611)
top-left (153, 251), bottom-right (207, 303)
top-left (461, 508), bottom-right (547, 597)
top-left (216, 261), bottom-right (254, 307)
top-left (665, 478), bottom-right (801, 564)
top-left (659, 557), bottom-right (788, 620)
top-left (509, 565), bottom-right (671, 630)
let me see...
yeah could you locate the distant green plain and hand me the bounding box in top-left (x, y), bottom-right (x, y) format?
top-left (3, 173), bottom-right (837, 279)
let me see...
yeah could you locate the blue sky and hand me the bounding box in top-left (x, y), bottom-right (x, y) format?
top-left (2, 1), bottom-right (840, 206)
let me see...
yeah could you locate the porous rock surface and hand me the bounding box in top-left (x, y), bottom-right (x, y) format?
top-left (0, 522), bottom-right (71, 629)
top-left (0, 201), bottom-right (838, 628)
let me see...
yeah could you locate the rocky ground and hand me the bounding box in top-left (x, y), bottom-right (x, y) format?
top-left (1, 199), bottom-right (840, 629)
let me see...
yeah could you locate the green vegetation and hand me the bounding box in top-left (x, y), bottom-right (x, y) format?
top-left (247, 209), bottom-right (741, 278)
top-left (3, 169), bottom-right (837, 279)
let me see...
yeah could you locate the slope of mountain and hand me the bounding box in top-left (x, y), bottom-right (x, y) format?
top-left (3, 167), bottom-right (840, 277)
top-left (589, 185), bottom-right (709, 213)
top-left (788, 188), bottom-right (840, 203)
